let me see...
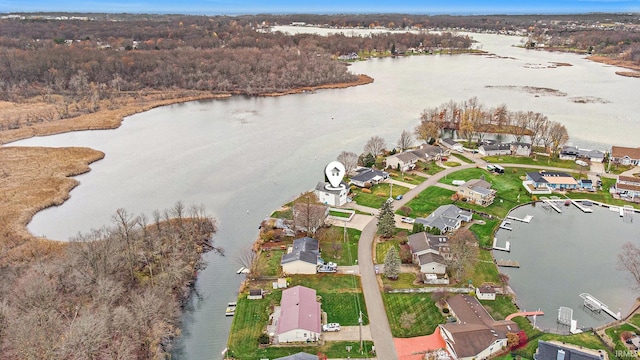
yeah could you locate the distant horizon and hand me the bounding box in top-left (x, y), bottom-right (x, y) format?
top-left (1, 0), bottom-right (640, 17)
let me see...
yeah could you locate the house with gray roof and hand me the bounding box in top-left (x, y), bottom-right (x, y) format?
top-left (441, 138), bottom-right (464, 153)
top-left (457, 178), bottom-right (496, 207)
top-left (413, 143), bottom-right (447, 161)
top-left (275, 286), bottom-right (321, 344)
top-left (479, 142), bottom-right (511, 156)
top-left (511, 142), bottom-right (532, 157)
top-left (314, 181), bottom-right (348, 207)
top-left (349, 167), bottom-right (389, 187)
top-left (275, 353), bottom-right (319, 360)
top-left (281, 237), bottom-right (320, 275)
top-left (408, 232), bottom-right (451, 276)
top-left (415, 204), bottom-right (473, 233)
top-left (525, 171), bottom-right (578, 191)
top-left (385, 151), bottom-right (420, 171)
top-left (534, 340), bottom-right (608, 360)
top-left (440, 294), bottom-right (519, 360)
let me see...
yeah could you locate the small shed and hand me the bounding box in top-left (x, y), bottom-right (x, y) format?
top-left (476, 286), bottom-right (496, 301)
top-left (248, 289), bottom-right (264, 300)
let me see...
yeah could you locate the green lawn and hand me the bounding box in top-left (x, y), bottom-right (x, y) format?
top-left (470, 217), bottom-right (500, 248)
top-left (443, 161), bottom-right (462, 167)
top-left (329, 210), bottom-right (352, 218)
top-left (388, 171), bottom-right (427, 185)
top-left (479, 295), bottom-right (519, 320)
top-left (382, 293), bottom-right (445, 337)
top-left (256, 249), bottom-right (286, 277)
top-left (417, 160), bottom-right (446, 175)
top-left (468, 250), bottom-right (500, 286)
top-left (287, 275), bottom-right (369, 326)
top-left (227, 292), bottom-right (282, 359)
top-left (452, 154), bottom-right (475, 164)
top-left (233, 341), bottom-right (375, 359)
top-left (605, 323), bottom-right (638, 360)
top-left (351, 183), bottom-right (410, 209)
top-left (381, 272), bottom-right (422, 289)
top-left (438, 167), bottom-right (535, 218)
top-left (482, 155), bottom-right (580, 170)
top-left (318, 227), bottom-right (361, 266)
top-left (566, 177), bottom-right (640, 209)
top-left (608, 163), bottom-right (635, 175)
top-left (375, 240), bottom-right (401, 265)
top-left (271, 207), bottom-right (293, 220)
top-left (629, 313), bottom-right (640, 328)
top-left (401, 187), bottom-right (455, 218)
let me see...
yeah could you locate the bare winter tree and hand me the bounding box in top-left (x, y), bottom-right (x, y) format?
top-left (448, 228), bottom-right (479, 281)
top-left (512, 111), bottom-right (531, 143)
top-left (618, 242), bottom-right (640, 290)
top-left (235, 245), bottom-right (259, 276)
top-left (414, 120), bottom-right (441, 144)
top-left (528, 112), bottom-right (548, 148)
top-left (548, 121), bottom-right (569, 157)
top-left (397, 129), bottom-right (414, 152)
top-left (363, 136), bottom-right (386, 157)
top-left (337, 151), bottom-right (358, 175)
top-left (293, 192), bottom-right (327, 237)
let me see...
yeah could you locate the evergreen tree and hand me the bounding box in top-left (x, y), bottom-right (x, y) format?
top-left (377, 200), bottom-right (395, 238)
top-left (384, 246), bottom-right (401, 280)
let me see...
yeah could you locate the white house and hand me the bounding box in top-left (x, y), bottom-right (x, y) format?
top-left (276, 286), bottom-right (322, 344)
top-left (611, 146), bottom-right (640, 166)
top-left (476, 286), bottom-right (496, 301)
top-left (441, 138), bottom-right (464, 153)
top-left (408, 232), bottom-right (451, 277)
top-left (281, 237), bottom-right (320, 275)
top-left (615, 175), bottom-right (640, 200)
top-left (510, 142), bottom-right (532, 157)
top-left (386, 151), bottom-right (420, 171)
top-left (314, 181), bottom-right (348, 207)
top-left (478, 143), bottom-right (511, 156)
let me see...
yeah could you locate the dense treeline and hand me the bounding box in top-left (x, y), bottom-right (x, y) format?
top-left (0, 204), bottom-right (221, 359)
top-left (415, 97), bottom-right (569, 155)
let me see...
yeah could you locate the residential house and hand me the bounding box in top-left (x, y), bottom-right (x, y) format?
top-left (385, 151), bottom-right (420, 171)
top-left (615, 175), bottom-right (640, 200)
top-left (457, 179), bottom-right (496, 207)
top-left (525, 171), bottom-right (579, 191)
top-left (281, 237), bottom-right (320, 275)
top-left (476, 286), bottom-right (496, 301)
top-left (611, 146), bottom-right (640, 166)
top-left (534, 340), bottom-right (608, 360)
top-left (293, 203), bottom-right (328, 234)
top-left (478, 143), bottom-right (511, 156)
top-left (440, 294), bottom-right (519, 360)
top-left (413, 143), bottom-right (447, 161)
top-left (415, 204), bottom-right (473, 234)
top-left (441, 138), bottom-right (464, 153)
top-left (275, 286), bottom-right (322, 344)
top-left (408, 232), bottom-right (451, 277)
top-left (561, 146), bottom-right (605, 163)
top-left (579, 179), bottom-right (594, 191)
top-left (349, 167), bottom-right (389, 188)
top-left (274, 353), bottom-right (319, 360)
top-left (314, 181), bottom-right (348, 207)
top-left (510, 142), bottom-right (532, 157)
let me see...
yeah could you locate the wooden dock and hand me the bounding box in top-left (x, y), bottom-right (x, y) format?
top-left (570, 199), bottom-right (593, 213)
top-left (496, 259), bottom-right (520, 268)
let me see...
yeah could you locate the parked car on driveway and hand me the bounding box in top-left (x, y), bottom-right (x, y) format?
top-left (322, 323), bottom-right (341, 332)
top-left (401, 217), bottom-right (415, 224)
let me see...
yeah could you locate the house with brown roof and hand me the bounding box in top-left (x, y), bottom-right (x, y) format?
top-left (611, 146), bottom-right (640, 166)
top-left (615, 175), bottom-right (640, 201)
top-left (275, 286), bottom-right (322, 344)
top-left (440, 294), bottom-right (519, 360)
top-left (457, 179), bottom-right (496, 207)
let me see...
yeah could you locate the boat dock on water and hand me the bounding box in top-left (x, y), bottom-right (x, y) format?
top-left (225, 302), bottom-right (237, 316)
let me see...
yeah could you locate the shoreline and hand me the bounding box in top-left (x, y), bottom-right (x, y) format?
top-left (0, 75), bottom-right (374, 258)
top-left (586, 55), bottom-right (640, 78)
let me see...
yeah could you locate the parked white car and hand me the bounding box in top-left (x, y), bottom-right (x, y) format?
top-left (322, 323), bottom-right (341, 332)
top-left (401, 217), bottom-right (415, 224)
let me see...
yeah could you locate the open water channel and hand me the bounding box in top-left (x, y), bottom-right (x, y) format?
top-left (9, 30), bottom-right (640, 358)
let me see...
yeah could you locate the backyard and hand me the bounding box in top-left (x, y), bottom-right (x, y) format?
top-left (388, 171), bottom-right (427, 186)
top-left (482, 155), bottom-right (581, 170)
top-left (382, 292), bottom-right (445, 337)
top-left (351, 182), bottom-right (410, 209)
top-left (317, 226), bottom-right (361, 266)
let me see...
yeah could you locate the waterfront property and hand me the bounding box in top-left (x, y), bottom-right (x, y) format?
top-left (560, 146), bottom-right (606, 163)
top-left (274, 352), bottom-right (319, 360)
top-left (614, 175), bottom-right (640, 201)
top-left (534, 340), bottom-right (609, 360)
top-left (440, 294), bottom-right (519, 360)
top-left (610, 146), bottom-right (640, 166)
top-left (385, 151), bottom-right (420, 171)
top-left (293, 203), bottom-right (328, 234)
top-left (314, 181), bottom-right (349, 206)
top-left (281, 237), bottom-right (321, 275)
top-left (511, 142), bottom-right (532, 157)
top-left (349, 167), bottom-right (389, 187)
top-left (524, 171), bottom-right (579, 193)
top-left (476, 286), bottom-right (497, 301)
top-left (408, 232), bottom-right (451, 280)
top-left (441, 138), bottom-right (464, 153)
top-left (274, 286), bottom-right (322, 344)
top-left (456, 178), bottom-right (496, 207)
top-left (415, 204), bottom-right (473, 234)
top-left (479, 142), bottom-right (511, 156)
